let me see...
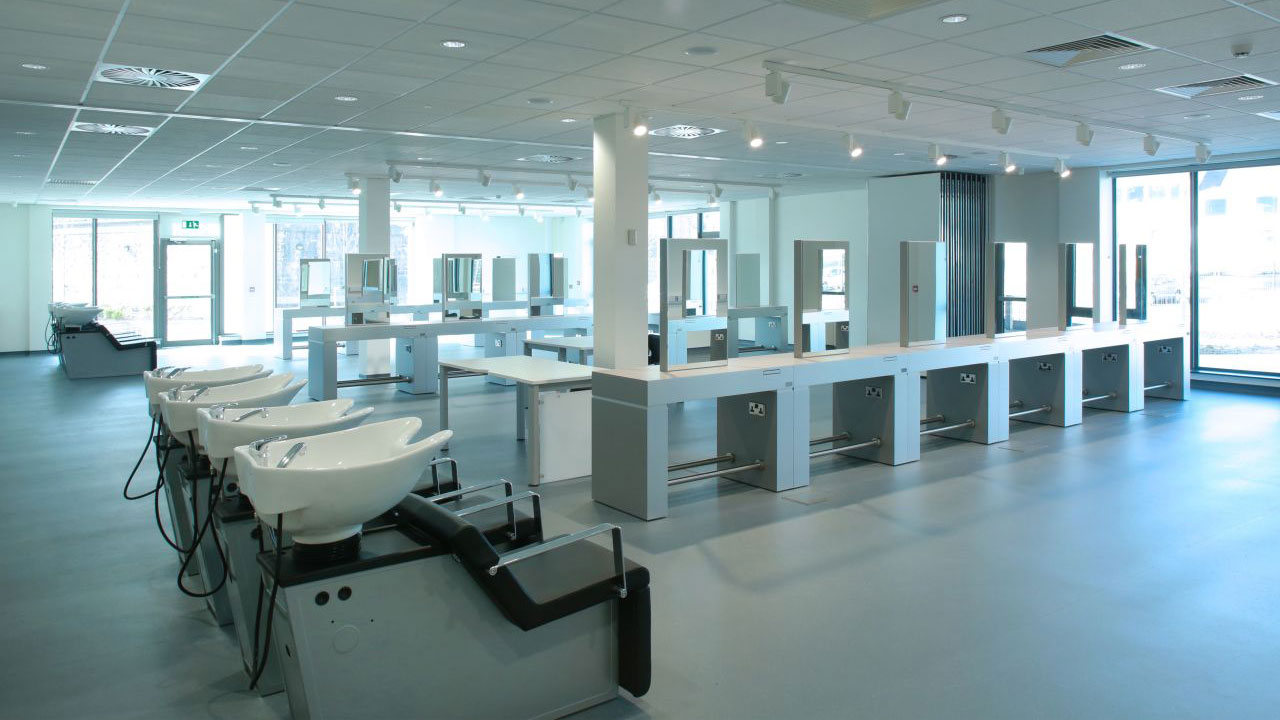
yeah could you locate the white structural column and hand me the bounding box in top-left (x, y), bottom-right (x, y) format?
top-left (592, 113), bottom-right (649, 369)
top-left (358, 175), bottom-right (392, 375)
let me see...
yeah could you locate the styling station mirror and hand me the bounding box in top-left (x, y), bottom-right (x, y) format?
top-left (345, 253), bottom-right (392, 325)
top-left (1058, 242), bottom-right (1095, 331)
top-left (528, 253), bottom-right (567, 316)
top-left (442, 253), bottom-right (483, 321)
top-left (1119, 243), bottom-right (1148, 325)
top-left (659, 238), bottom-right (729, 372)
top-left (793, 240), bottom-right (850, 357)
top-left (900, 240), bottom-right (946, 347)
top-left (299, 258), bottom-right (332, 307)
top-left (986, 241), bottom-right (1027, 337)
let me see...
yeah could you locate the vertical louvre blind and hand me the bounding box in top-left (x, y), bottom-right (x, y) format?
top-left (940, 172), bottom-right (987, 337)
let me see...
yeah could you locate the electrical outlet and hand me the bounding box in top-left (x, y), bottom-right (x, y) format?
top-left (864, 386), bottom-right (883, 399)
top-left (495, 337), bottom-right (503, 348)
top-left (959, 372), bottom-right (977, 384)
top-left (748, 401), bottom-right (766, 417)
top-left (1038, 361), bottom-right (1053, 372)
top-left (1158, 345), bottom-right (1173, 354)
top-left (768, 320), bottom-right (778, 328)
top-left (1103, 352), bottom-right (1119, 363)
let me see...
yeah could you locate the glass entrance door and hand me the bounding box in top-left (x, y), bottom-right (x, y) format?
top-left (162, 239), bottom-right (218, 344)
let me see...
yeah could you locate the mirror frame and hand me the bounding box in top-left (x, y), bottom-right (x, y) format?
top-left (441, 253), bottom-right (483, 321)
top-left (792, 239), bottom-right (851, 358)
top-left (659, 237), bottom-right (729, 372)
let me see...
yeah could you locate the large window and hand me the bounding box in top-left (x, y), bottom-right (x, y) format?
top-left (1115, 163), bottom-right (1280, 377)
top-left (272, 218), bottom-right (413, 308)
top-left (52, 216), bottom-right (155, 336)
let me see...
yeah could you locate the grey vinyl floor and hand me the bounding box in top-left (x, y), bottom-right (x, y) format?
top-left (2, 343), bottom-right (1279, 720)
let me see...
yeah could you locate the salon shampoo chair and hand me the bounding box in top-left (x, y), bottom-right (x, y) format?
top-left (262, 487), bottom-right (651, 720)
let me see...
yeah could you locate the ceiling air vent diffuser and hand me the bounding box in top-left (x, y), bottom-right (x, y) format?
top-left (72, 123), bottom-right (153, 136)
top-left (516, 154), bottom-right (577, 164)
top-left (649, 124), bottom-right (725, 139)
top-left (1156, 75), bottom-right (1275, 99)
top-left (95, 64), bottom-right (208, 90)
top-left (1024, 34), bottom-right (1153, 68)
top-left (45, 179), bottom-right (97, 186)
top-left (784, 0), bottom-right (947, 21)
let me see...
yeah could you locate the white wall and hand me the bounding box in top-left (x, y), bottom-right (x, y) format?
top-left (1058, 166), bottom-right (1115, 323)
top-left (413, 213), bottom-right (557, 301)
top-left (990, 173), bottom-right (1062, 330)
top-left (0, 204), bottom-right (52, 353)
top-left (867, 174), bottom-right (942, 344)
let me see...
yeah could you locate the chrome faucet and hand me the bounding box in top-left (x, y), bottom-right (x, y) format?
top-left (276, 442), bottom-right (307, 468)
top-left (233, 407), bottom-right (268, 423)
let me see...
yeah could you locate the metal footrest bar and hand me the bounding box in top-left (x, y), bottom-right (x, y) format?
top-left (667, 453), bottom-right (736, 473)
top-left (1143, 382), bottom-right (1171, 392)
top-left (668, 461), bottom-right (766, 486)
top-left (808, 437), bottom-right (882, 459)
top-left (920, 414), bottom-right (946, 425)
top-left (336, 374), bottom-right (410, 388)
top-left (1082, 392), bottom-right (1118, 404)
top-left (1009, 405), bottom-right (1052, 420)
top-left (809, 433), bottom-right (850, 446)
top-left (920, 419), bottom-right (976, 436)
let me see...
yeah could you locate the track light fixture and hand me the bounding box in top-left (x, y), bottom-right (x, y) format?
top-left (650, 185), bottom-right (662, 204)
top-left (518, 205), bottom-right (525, 216)
top-left (1055, 158), bottom-right (1071, 178)
top-left (1196, 143), bottom-right (1212, 164)
top-left (317, 198), bottom-right (326, 209)
top-left (929, 143), bottom-right (947, 166)
top-left (846, 133), bottom-right (863, 158)
top-left (348, 177), bottom-right (361, 195)
top-left (566, 174), bottom-right (577, 192)
top-left (430, 179), bottom-right (443, 197)
top-left (708, 192), bottom-right (718, 207)
top-left (1143, 133), bottom-right (1160, 157)
top-left (250, 202), bottom-right (260, 214)
top-left (769, 187), bottom-right (779, 201)
top-left (478, 169), bottom-right (492, 187)
top-left (1076, 122), bottom-right (1094, 147)
top-left (514, 185), bottom-right (525, 200)
top-left (458, 203), bottom-right (466, 215)
top-left (889, 91), bottom-right (911, 121)
top-left (390, 167), bottom-right (402, 183)
top-left (765, 70), bottom-right (792, 104)
top-left (991, 109), bottom-right (1012, 135)
top-left (744, 122), bottom-right (764, 148)
top-left (713, 184), bottom-right (723, 199)
top-left (393, 201), bottom-right (402, 213)
top-left (272, 197), bottom-right (282, 209)
top-left (999, 152), bottom-right (1016, 173)
top-left (575, 207), bottom-right (583, 218)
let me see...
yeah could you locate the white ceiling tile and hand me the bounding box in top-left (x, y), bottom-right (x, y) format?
top-left (1056, 0), bottom-right (1227, 33)
top-left (0, 27), bottom-right (110, 63)
top-left (875, 0), bottom-right (1038, 40)
top-left (790, 25), bottom-right (933, 63)
top-left (1124, 8), bottom-right (1268, 49)
top-left (346, 49), bottom-right (472, 82)
top-left (950, 16), bottom-right (1100, 54)
top-left (715, 49), bottom-right (856, 77)
top-left (2, 0), bottom-right (119, 39)
top-left (115, 15), bottom-right (256, 55)
top-left (384, 25), bottom-right (528, 60)
top-left (487, 41), bottom-right (618, 73)
top-left (928, 56), bottom-right (1054, 84)
top-left (128, 0), bottom-right (288, 31)
top-left (428, 0), bottom-right (586, 38)
top-left (613, 85), bottom-right (722, 107)
top-left (600, 0), bottom-right (771, 30)
top-left (446, 62), bottom-right (564, 91)
top-left (529, 73), bottom-right (641, 98)
top-left (296, 0), bottom-right (453, 21)
top-left (241, 34), bottom-right (370, 68)
top-left (703, 4), bottom-right (856, 46)
top-left (658, 68), bottom-right (760, 93)
top-left (582, 55), bottom-right (703, 84)
top-left (539, 15), bottom-right (686, 54)
top-left (861, 42), bottom-right (994, 75)
top-left (633, 33), bottom-right (771, 67)
top-left (270, 4), bottom-right (413, 47)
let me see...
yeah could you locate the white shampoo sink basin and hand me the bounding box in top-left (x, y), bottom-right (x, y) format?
top-left (144, 365), bottom-right (271, 415)
top-left (235, 419), bottom-right (452, 545)
top-left (197, 399), bottom-right (375, 477)
top-left (159, 374), bottom-right (306, 445)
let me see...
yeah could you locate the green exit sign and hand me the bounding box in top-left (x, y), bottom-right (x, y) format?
top-left (183, 220), bottom-right (200, 229)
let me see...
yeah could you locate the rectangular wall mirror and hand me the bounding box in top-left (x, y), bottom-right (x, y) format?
top-left (360, 257), bottom-right (397, 305)
top-left (1058, 243), bottom-right (1095, 330)
top-left (900, 241), bottom-right (946, 347)
top-left (299, 258), bottom-right (332, 307)
top-left (528, 252), bottom-right (566, 316)
top-left (442, 253), bottom-right (483, 320)
top-left (1119, 243), bottom-right (1148, 325)
top-left (659, 237), bottom-right (729, 371)
top-left (988, 241), bottom-right (1027, 336)
top-left (793, 239), bottom-right (850, 357)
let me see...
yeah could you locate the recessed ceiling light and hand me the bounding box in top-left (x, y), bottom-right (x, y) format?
top-left (1238, 94), bottom-right (1265, 101)
top-left (334, 95), bottom-right (358, 102)
top-left (940, 14), bottom-right (968, 24)
top-left (893, 152), bottom-right (906, 156)
top-left (1118, 63), bottom-right (1147, 70)
top-left (774, 140), bottom-right (789, 145)
top-left (239, 145), bottom-right (258, 151)
top-left (416, 157), bottom-right (432, 161)
top-left (1183, 113), bottom-right (1211, 119)
top-left (15, 131), bottom-right (34, 136)
top-left (272, 162), bottom-right (291, 167)
top-left (560, 118), bottom-right (577, 123)
top-left (204, 164), bottom-right (221, 168)
top-left (441, 39), bottom-right (467, 49)
top-left (21, 63), bottom-right (47, 70)
top-left (527, 97), bottom-right (554, 105)
top-left (13, 154), bottom-right (27, 158)
top-left (684, 46), bottom-right (719, 56)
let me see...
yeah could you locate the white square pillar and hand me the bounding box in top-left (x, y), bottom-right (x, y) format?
top-left (592, 113), bottom-right (648, 370)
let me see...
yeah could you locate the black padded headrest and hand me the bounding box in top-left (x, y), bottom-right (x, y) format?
top-left (394, 493), bottom-right (500, 569)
